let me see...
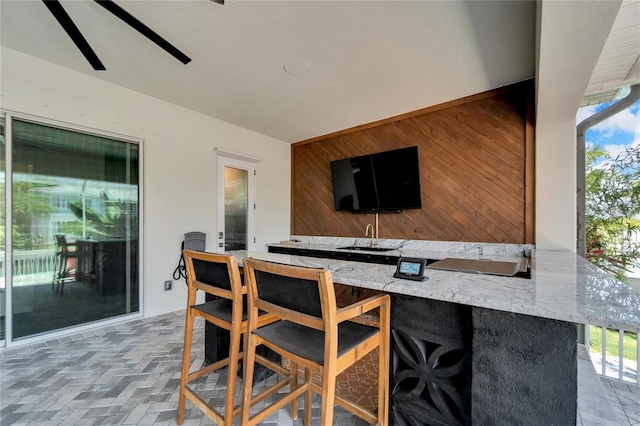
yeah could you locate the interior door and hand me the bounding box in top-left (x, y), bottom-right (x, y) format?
top-left (216, 155), bottom-right (256, 253)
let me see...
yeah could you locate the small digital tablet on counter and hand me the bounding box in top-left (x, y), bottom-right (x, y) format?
top-left (394, 257), bottom-right (428, 281)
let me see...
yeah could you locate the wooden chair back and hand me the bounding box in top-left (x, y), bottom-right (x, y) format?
top-left (178, 249), bottom-right (245, 426)
top-left (248, 261), bottom-right (332, 330)
top-left (241, 257), bottom-right (390, 426)
top-left (183, 249), bottom-right (245, 303)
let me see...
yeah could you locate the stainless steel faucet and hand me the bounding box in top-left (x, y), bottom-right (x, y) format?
top-left (365, 214), bottom-right (379, 247)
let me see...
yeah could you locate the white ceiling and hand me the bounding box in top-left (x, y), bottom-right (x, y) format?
top-left (0, 1), bottom-right (637, 143)
top-left (587, 1), bottom-right (640, 94)
top-left (582, 0), bottom-right (640, 106)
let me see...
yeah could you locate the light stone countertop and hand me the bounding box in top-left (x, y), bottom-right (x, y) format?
top-left (236, 236), bottom-right (640, 332)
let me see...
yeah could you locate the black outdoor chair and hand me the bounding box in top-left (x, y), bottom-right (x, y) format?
top-left (52, 234), bottom-right (79, 296)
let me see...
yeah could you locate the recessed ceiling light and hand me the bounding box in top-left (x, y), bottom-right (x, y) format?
top-left (283, 58), bottom-right (311, 76)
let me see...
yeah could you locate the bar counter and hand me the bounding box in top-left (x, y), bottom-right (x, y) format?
top-left (229, 236), bottom-right (640, 425)
top-left (261, 237), bottom-right (640, 333)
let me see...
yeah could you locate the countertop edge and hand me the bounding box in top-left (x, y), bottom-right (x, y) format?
top-left (244, 240), bottom-right (640, 332)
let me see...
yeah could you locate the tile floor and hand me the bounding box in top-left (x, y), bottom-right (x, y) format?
top-left (602, 377), bottom-right (640, 425)
top-left (1, 311), bottom-right (639, 425)
top-left (0, 311), bottom-right (367, 426)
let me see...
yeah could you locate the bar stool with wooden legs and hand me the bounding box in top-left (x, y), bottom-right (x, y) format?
top-left (176, 250), bottom-right (278, 426)
top-left (241, 257), bottom-right (391, 426)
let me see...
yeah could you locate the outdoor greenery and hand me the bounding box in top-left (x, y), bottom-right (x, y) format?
top-left (589, 325), bottom-right (638, 361)
top-left (61, 192), bottom-right (137, 239)
top-left (0, 182), bottom-right (53, 250)
top-left (0, 181), bottom-right (138, 249)
top-left (585, 144), bottom-right (640, 280)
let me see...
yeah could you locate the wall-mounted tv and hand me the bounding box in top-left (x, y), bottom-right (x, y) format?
top-left (330, 146), bottom-right (422, 213)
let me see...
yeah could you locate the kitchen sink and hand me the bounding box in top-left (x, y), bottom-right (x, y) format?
top-left (338, 246), bottom-right (396, 252)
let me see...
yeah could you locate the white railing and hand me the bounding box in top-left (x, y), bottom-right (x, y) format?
top-left (586, 325), bottom-right (639, 384)
top-left (0, 249), bottom-right (58, 278)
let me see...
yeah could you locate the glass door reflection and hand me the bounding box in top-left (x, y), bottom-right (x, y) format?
top-left (9, 118), bottom-right (139, 340)
top-left (224, 167), bottom-right (248, 251)
top-left (0, 116), bottom-right (5, 343)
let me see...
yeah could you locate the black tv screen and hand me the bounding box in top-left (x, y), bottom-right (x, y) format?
top-left (330, 146), bottom-right (422, 213)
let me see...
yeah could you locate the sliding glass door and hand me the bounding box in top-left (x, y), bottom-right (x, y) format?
top-left (0, 116), bottom-right (5, 343)
top-left (5, 116), bottom-right (140, 341)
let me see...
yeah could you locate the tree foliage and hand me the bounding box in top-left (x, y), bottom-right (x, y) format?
top-left (0, 182), bottom-right (54, 250)
top-left (585, 144), bottom-right (640, 279)
top-left (61, 191), bottom-right (137, 238)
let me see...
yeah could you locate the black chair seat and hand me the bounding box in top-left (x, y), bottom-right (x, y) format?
top-left (254, 320), bottom-right (378, 365)
top-left (52, 234), bottom-right (80, 295)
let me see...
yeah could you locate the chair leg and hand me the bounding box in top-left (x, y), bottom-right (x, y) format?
top-left (224, 323), bottom-right (243, 426)
top-left (304, 367), bottom-right (313, 426)
top-left (289, 361), bottom-right (299, 421)
top-left (177, 309), bottom-right (194, 425)
top-left (52, 254), bottom-right (62, 291)
top-left (241, 332), bottom-right (257, 426)
top-left (378, 301), bottom-right (391, 426)
top-left (377, 348), bottom-right (389, 426)
top-left (320, 362), bottom-right (337, 426)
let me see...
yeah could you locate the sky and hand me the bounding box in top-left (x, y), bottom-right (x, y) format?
top-left (576, 98), bottom-right (640, 159)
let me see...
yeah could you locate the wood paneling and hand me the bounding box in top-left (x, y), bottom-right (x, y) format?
top-left (291, 81), bottom-right (535, 244)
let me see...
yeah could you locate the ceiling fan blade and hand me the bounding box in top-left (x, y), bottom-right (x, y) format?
top-left (42, 0), bottom-right (106, 70)
top-left (211, 0), bottom-right (224, 4)
top-left (94, 0), bottom-right (191, 65)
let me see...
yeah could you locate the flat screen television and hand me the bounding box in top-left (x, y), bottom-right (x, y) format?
top-left (330, 146), bottom-right (422, 213)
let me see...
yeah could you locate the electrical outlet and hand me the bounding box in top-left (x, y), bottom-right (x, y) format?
top-left (164, 280), bottom-right (172, 291)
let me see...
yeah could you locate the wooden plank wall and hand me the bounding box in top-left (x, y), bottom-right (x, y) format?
top-left (291, 81), bottom-right (535, 244)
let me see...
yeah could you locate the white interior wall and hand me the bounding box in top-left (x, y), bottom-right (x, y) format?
top-left (1, 47), bottom-right (291, 317)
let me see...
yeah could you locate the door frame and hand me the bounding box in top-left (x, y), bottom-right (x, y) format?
top-left (216, 150), bottom-right (259, 253)
top-left (1, 110), bottom-right (144, 348)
